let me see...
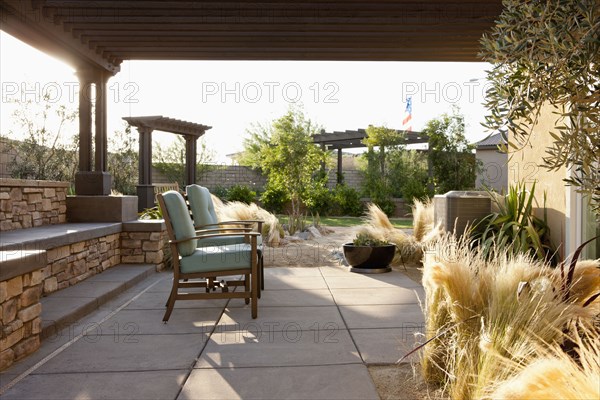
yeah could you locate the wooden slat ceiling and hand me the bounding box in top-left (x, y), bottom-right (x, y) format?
top-left (0, 0), bottom-right (503, 74)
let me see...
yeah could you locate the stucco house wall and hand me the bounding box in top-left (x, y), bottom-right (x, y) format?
top-left (507, 104), bottom-right (568, 258)
top-left (476, 148), bottom-right (508, 193)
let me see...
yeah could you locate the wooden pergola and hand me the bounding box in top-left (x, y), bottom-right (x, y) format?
top-left (313, 129), bottom-right (428, 183)
top-left (122, 116), bottom-right (211, 211)
top-left (0, 0), bottom-right (502, 218)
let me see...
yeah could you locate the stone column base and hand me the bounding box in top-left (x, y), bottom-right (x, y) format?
top-left (75, 171), bottom-right (112, 196)
top-left (137, 185), bottom-right (155, 212)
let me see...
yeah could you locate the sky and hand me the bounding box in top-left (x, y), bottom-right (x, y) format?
top-left (1, 31), bottom-right (493, 163)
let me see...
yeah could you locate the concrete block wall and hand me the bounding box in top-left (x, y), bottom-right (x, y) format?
top-left (0, 179), bottom-right (69, 232)
top-left (327, 169), bottom-right (364, 189)
top-left (0, 271), bottom-right (43, 370)
top-left (198, 165), bottom-right (267, 190)
top-left (153, 165), bottom-right (365, 192)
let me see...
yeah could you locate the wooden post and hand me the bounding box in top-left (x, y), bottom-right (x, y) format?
top-left (137, 126), bottom-right (154, 211)
top-left (76, 69), bottom-right (94, 173)
top-left (185, 135), bottom-right (198, 185)
top-left (337, 148), bottom-right (343, 184)
top-left (94, 70), bottom-right (108, 172)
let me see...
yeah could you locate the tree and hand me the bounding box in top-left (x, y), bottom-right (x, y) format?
top-left (108, 125), bottom-right (138, 195)
top-left (387, 149), bottom-right (431, 203)
top-left (360, 125), bottom-right (404, 215)
top-left (362, 125), bottom-right (404, 177)
top-left (238, 122), bottom-right (272, 170)
top-left (243, 107), bottom-right (328, 217)
top-left (480, 0), bottom-right (600, 213)
top-left (425, 106), bottom-right (478, 194)
top-left (2, 95), bottom-right (78, 183)
top-left (153, 136), bottom-right (214, 188)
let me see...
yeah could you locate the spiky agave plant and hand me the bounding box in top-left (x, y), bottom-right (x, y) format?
top-left (471, 182), bottom-right (558, 266)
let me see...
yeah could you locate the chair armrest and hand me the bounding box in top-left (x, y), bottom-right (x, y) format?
top-left (194, 227), bottom-right (252, 234)
top-left (169, 231), bottom-right (260, 245)
top-left (196, 220), bottom-right (265, 233)
top-left (195, 221), bottom-right (254, 229)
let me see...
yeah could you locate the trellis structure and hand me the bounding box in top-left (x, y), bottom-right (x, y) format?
top-left (122, 116), bottom-right (211, 211)
top-left (313, 129), bottom-right (428, 183)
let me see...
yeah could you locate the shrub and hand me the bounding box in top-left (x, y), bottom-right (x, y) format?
top-left (304, 182), bottom-right (332, 216)
top-left (226, 184), bottom-right (256, 204)
top-left (211, 185), bottom-right (228, 200)
top-left (331, 184), bottom-right (363, 216)
top-left (371, 192), bottom-right (395, 217)
top-left (260, 185), bottom-right (289, 213)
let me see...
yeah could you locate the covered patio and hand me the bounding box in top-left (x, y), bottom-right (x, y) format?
top-left (0, 1), bottom-right (502, 398)
top-left (1, 263), bottom-right (424, 399)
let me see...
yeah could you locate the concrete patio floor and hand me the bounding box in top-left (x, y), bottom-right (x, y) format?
top-left (0, 266), bottom-right (425, 400)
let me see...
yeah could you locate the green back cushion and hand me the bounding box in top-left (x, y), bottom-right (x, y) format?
top-left (161, 191), bottom-right (196, 256)
top-left (186, 185), bottom-right (218, 228)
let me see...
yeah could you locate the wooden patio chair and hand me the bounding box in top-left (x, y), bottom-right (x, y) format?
top-left (157, 190), bottom-right (259, 322)
top-left (185, 184), bottom-right (265, 296)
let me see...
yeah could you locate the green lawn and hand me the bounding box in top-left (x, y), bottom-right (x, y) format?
top-left (278, 215), bottom-right (412, 229)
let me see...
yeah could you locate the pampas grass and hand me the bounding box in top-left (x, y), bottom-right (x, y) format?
top-left (211, 196), bottom-right (283, 246)
top-left (485, 326), bottom-right (600, 400)
top-left (421, 233), bottom-right (600, 399)
top-left (359, 202), bottom-right (440, 264)
top-left (412, 198), bottom-right (435, 242)
top-left (360, 204), bottom-right (421, 264)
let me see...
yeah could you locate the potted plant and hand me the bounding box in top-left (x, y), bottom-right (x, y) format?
top-left (343, 232), bottom-right (395, 273)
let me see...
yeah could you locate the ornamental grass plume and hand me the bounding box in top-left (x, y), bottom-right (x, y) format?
top-left (412, 198), bottom-right (435, 242)
top-left (361, 202), bottom-right (440, 264)
top-left (484, 326), bottom-right (600, 400)
top-left (420, 233), bottom-right (600, 399)
top-left (212, 196), bottom-right (283, 246)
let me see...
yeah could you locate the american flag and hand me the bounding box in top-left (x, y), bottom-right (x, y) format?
top-left (402, 96), bottom-right (413, 132)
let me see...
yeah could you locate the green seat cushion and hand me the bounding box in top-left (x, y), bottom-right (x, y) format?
top-left (161, 191), bottom-right (196, 256)
top-left (179, 243), bottom-right (253, 274)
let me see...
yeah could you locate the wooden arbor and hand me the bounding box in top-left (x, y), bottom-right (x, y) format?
top-left (122, 116), bottom-right (211, 211)
top-left (312, 129), bottom-right (429, 183)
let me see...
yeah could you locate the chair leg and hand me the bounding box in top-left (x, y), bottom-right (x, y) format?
top-left (251, 265), bottom-right (258, 319)
top-left (244, 273), bottom-right (250, 305)
top-left (163, 280), bottom-right (177, 322)
top-left (256, 253), bottom-right (262, 299)
top-left (260, 254), bottom-right (265, 290)
top-left (165, 278), bottom-right (177, 307)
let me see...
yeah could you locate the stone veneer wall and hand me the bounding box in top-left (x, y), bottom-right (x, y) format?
top-left (120, 220), bottom-right (168, 271)
top-left (0, 179), bottom-right (69, 232)
top-left (0, 271), bottom-right (43, 370)
top-left (40, 234), bottom-right (121, 295)
top-left (0, 220), bottom-right (168, 371)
